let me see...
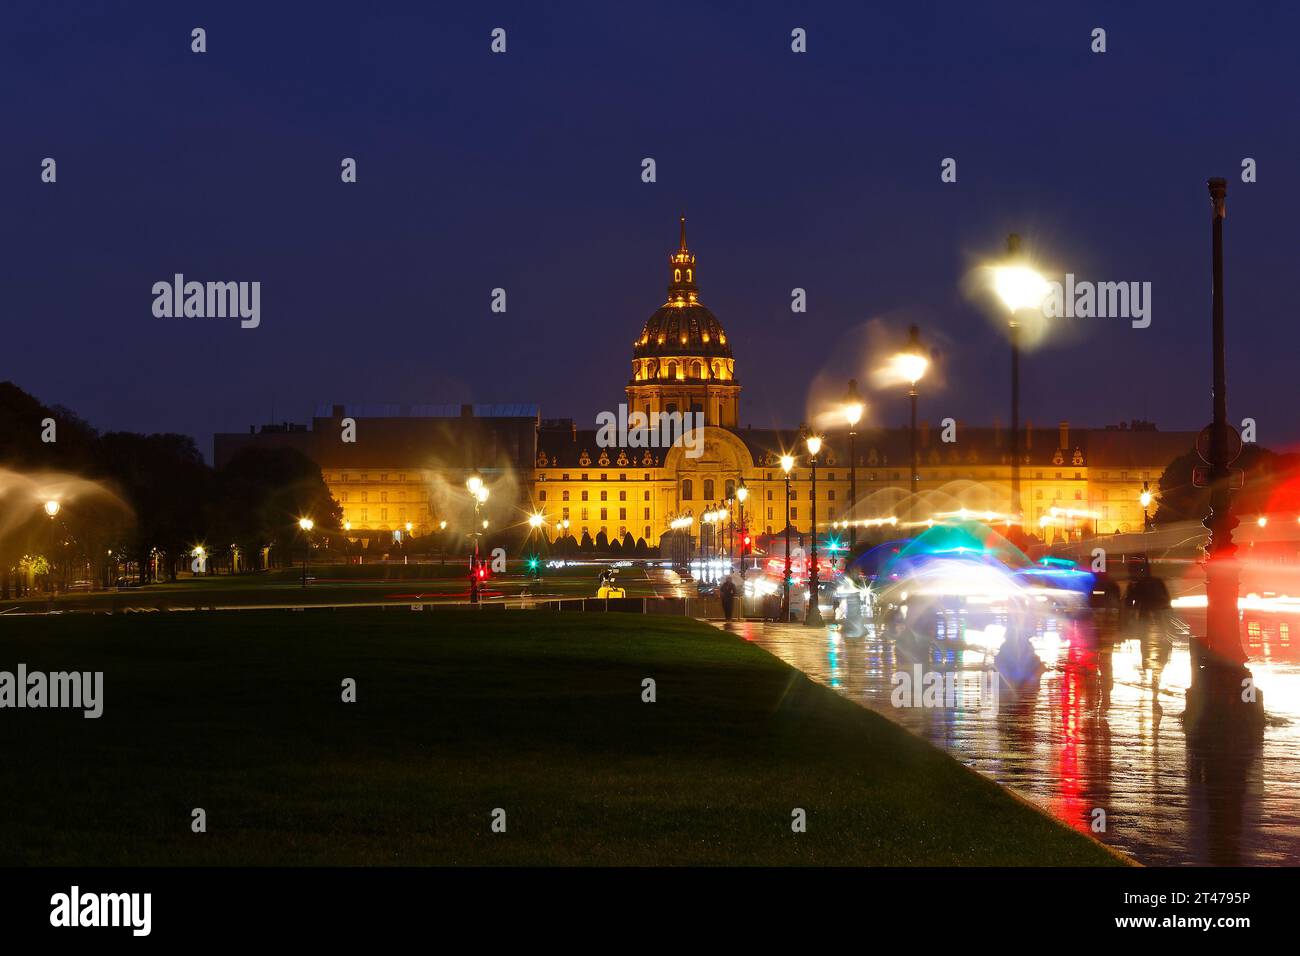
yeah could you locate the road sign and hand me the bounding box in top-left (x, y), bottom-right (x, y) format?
top-left (1196, 423), bottom-right (1242, 464)
top-left (1192, 465), bottom-right (1244, 489)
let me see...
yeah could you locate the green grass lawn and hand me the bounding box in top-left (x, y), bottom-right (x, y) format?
top-left (0, 610), bottom-right (1124, 866)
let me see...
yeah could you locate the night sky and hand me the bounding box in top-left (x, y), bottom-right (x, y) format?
top-left (4, 1), bottom-right (1298, 459)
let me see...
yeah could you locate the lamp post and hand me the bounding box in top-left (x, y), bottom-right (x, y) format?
top-left (467, 475), bottom-right (489, 604)
top-left (993, 237), bottom-right (1048, 533)
top-left (1190, 176), bottom-right (1261, 731)
top-left (297, 517), bottom-right (313, 587)
top-left (1140, 482), bottom-right (1153, 533)
top-left (801, 424), bottom-right (824, 627)
top-left (842, 380), bottom-right (864, 550)
top-left (890, 325), bottom-right (929, 510)
top-left (725, 495), bottom-right (735, 570)
top-left (736, 479), bottom-right (749, 579)
top-left (781, 454), bottom-right (794, 622)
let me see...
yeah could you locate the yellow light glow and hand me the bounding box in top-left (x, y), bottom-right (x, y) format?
top-left (780, 454), bottom-right (794, 473)
top-left (476, 487), bottom-right (489, 504)
top-left (889, 351), bottom-right (928, 386)
top-left (344, 521), bottom-right (352, 531)
top-left (1139, 490), bottom-right (1153, 508)
top-left (405, 522), bottom-right (413, 532)
top-left (843, 401), bottom-right (864, 426)
top-left (1258, 516), bottom-right (1268, 527)
top-left (529, 513), bottom-right (544, 528)
top-left (466, 475), bottom-right (483, 495)
top-left (298, 517), bottom-right (314, 531)
top-left (43, 500), bottom-right (60, 517)
top-left (805, 434), bottom-right (823, 457)
top-left (736, 485), bottom-right (748, 503)
top-left (992, 264), bottom-right (1049, 314)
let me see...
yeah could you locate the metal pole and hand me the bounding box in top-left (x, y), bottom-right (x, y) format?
top-left (783, 474), bottom-right (792, 621)
top-left (910, 385), bottom-right (919, 507)
top-left (848, 428), bottom-right (857, 550)
top-left (1007, 234), bottom-right (1022, 530)
top-left (805, 455), bottom-right (823, 626)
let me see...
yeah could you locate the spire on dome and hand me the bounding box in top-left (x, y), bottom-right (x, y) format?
top-left (667, 217), bottom-right (698, 300)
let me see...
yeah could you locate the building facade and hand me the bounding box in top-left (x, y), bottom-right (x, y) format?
top-left (214, 221), bottom-right (1196, 547)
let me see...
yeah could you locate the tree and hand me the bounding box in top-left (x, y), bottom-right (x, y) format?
top-left (595, 529), bottom-right (609, 552)
top-left (579, 530), bottom-right (594, 552)
top-left (621, 530), bottom-right (635, 551)
top-left (213, 447), bottom-right (341, 570)
top-left (98, 432), bottom-right (212, 582)
top-left (1154, 445), bottom-right (1296, 525)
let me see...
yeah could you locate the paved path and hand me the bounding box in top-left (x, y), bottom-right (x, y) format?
top-left (719, 611), bottom-right (1300, 866)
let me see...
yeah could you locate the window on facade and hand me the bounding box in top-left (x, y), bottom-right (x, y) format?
top-left (581, 490), bottom-right (589, 501)
top-left (380, 491), bottom-right (388, 503)
top-left (643, 491), bottom-right (650, 501)
top-left (619, 490), bottom-right (626, 501)
top-left (600, 490), bottom-right (608, 501)
top-left (581, 508), bottom-right (589, 521)
top-left (703, 479), bottom-right (714, 500)
top-left (562, 490), bottom-right (570, 501)
top-left (828, 490), bottom-right (836, 501)
top-left (643, 508), bottom-right (650, 519)
top-left (791, 507), bottom-right (798, 520)
top-left (600, 508), bottom-right (607, 520)
top-left (619, 508), bottom-right (626, 520)
top-left (539, 490), bottom-right (547, 502)
top-left (681, 479), bottom-right (693, 500)
top-left (725, 479), bottom-right (735, 499)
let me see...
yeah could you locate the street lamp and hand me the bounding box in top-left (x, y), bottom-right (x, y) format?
top-left (297, 517), bottom-right (314, 587)
top-left (467, 475), bottom-right (489, 604)
top-left (44, 500), bottom-right (60, 518)
top-left (781, 453), bottom-right (794, 622)
top-left (890, 325), bottom-right (929, 509)
top-left (842, 380), bottom-right (864, 550)
top-left (736, 479), bottom-right (749, 579)
top-left (992, 235), bottom-right (1048, 532)
top-left (1139, 481), bottom-right (1153, 533)
top-left (801, 424), bottom-right (824, 627)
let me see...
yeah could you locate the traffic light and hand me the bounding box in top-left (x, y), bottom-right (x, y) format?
top-left (742, 532), bottom-right (752, 554)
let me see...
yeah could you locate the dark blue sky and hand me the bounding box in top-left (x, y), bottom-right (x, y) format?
top-left (4, 1), bottom-right (1298, 458)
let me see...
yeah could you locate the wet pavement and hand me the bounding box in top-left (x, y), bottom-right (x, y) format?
top-left (727, 608), bottom-right (1300, 866)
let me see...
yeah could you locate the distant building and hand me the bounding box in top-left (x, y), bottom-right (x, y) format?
top-left (214, 222), bottom-right (1195, 544)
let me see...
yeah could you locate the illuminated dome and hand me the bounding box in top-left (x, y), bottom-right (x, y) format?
top-left (635, 305), bottom-right (731, 359)
top-left (633, 217), bottom-right (732, 360)
top-left (626, 218), bottom-right (741, 428)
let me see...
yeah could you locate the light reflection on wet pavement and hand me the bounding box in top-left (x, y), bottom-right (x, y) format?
top-left (731, 609), bottom-right (1300, 866)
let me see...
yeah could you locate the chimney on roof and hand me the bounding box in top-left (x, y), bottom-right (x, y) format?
top-left (461, 404), bottom-right (473, 418)
top-left (332, 404), bottom-right (344, 418)
top-left (1059, 420), bottom-right (1069, 450)
top-left (1025, 419), bottom-right (1033, 449)
top-left (993, 417), bottom-right (1002, 446)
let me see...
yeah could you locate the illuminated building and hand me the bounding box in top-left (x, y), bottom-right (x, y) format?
top-left (215, 221), bottom-right (1196, 547)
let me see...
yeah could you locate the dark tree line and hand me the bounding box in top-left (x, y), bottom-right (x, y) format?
top-left (1, 382), bottom-right (340, 592)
